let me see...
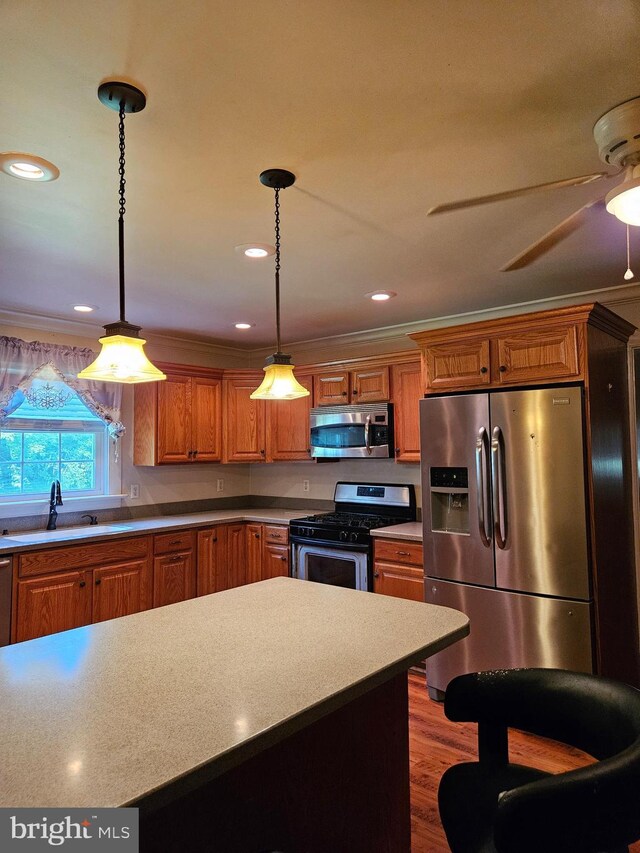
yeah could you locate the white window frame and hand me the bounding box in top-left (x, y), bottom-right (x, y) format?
top-left (0, 420), bottom-right (124, 520)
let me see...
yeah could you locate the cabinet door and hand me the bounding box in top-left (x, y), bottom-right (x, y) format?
top-left (246, 523), bottom-right (263, 584)
top-left (314, 371), bottom-right (350, 405)
top-left (262, 543), bottom-right (290, 580)
top-left (223, 379), bottom-right (266, 462)
top-left (373, 562), bottom-right (424, 602)
top-left (226, 523), bottom-right (247, 588)
top-left (93, 559), bottom-right (151, 624)
top-left (15, 570), bottom-right (91, 642)
top-left (494, 325), bottom-right (579, 385)
top-left (157, 374), bottom-right (192, 463)
top-left (352, 366), bottom-right (389, 403)
top-left (197, 526), bottom-right (228, 595)
top-left (153, 551), bottom-right (196, 608)
top-left (391, 361), bottom-right (422, 462)
top-left (266, 373), bottom-right (313, 461)
top-left (424, 339), bottom-right (490, 391)
top-left (192, 377), bottom-right (222, 462)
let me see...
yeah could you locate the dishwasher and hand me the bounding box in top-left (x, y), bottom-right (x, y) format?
top-left (0, 555), bottom-right (11, 646)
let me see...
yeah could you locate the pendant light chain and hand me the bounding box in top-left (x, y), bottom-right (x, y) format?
top-left (274, 186), bottom-right (282, 355)
top-left (118, 103), bottom-right (127, 323)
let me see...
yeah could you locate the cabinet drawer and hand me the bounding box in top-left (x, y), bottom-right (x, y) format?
top-left (154, 530), bottom-right (196, 555)
top-left (19, 537), bottom-right (150, 578)
top-left (264, 525), bottom-right (289, 544)
top-left (374, 538), bottom-right (423, 567)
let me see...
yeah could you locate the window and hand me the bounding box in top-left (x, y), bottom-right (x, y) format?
top-left (0, 378), bottom-right (108, 501)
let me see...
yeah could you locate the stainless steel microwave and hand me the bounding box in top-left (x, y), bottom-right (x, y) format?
top-left (310, 403), bottom-right (394, 458)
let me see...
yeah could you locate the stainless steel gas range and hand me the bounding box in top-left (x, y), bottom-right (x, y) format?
top-left (289, 482), bottom-right (417, 591)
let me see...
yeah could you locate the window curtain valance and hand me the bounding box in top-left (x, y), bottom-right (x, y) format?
top-left (0, 336), bottom-right (125, 438)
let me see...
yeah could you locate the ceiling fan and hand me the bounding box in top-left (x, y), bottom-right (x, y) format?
top-left (428, 96), bottom-right (640, 271)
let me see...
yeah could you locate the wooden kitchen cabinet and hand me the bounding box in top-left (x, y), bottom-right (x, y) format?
top-left (390, 361), bottom-right (422, 462)
top-left (262, 543), bottom-right (290, 579)
top-left (134, 364), bottom-right (223, 465)
top-left (13, 536), bottom-right (153, 643)
top-left (14, 570), bottom-right (91, 643)
top-left (223, 374), bottom-right (266, 463)
top-left (226, 523), bottom-right (248, 588)
top-left (373, 538), bottom-right (424, 603)
top-left (409, 305), bottom-right (590, 394)
top-left (153, 531), bottom-right (196, 608)
top-left (197, 526), bottom-right (228, 596)
top-left (265, 373), bottom-right (314, 461)
top-left (246, 523), bottom-right (263, 583)
top-left (314, 366), bottom-right (389, 405)
top-left (93, 559), bottom-right (151, 624)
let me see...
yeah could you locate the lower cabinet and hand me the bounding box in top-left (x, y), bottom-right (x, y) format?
top-left (153, 530), bottom-right (196, 608)
top-left (262, 543), bottom-right (290, 579)
top-left (14, 543), bottom-right (153, 643)
top-left (373, 538), bottom-right (424, 602)
top-left (197, 526), bottom-right (228, 595)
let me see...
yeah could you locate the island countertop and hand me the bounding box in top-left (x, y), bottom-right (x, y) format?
top-left (0, 577), bottom-right (468, 810)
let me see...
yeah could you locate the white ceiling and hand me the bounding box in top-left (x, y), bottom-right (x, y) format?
top-left (2, 0), bottom-right (640, 348)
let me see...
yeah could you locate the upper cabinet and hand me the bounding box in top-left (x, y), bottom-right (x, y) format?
top-left (134, 364), bottom-right (223, 465)
top-left (266, 373), bottom-right (313, 462)
top-left (390, 361), bottom-right (422, 462)
top-left (407, 304), bottom-right (630, 395)
top-left (222, 374), bottom-right (266, 463)
top-left (314, 365), bottom-right (389, 405)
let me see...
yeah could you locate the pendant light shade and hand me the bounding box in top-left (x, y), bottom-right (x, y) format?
top-left (78, 81), bottom-right (165, 385)
top-left (250, 169), bottom-right (309, 401)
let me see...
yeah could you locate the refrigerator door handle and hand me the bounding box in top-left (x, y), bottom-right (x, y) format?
top-left (491, 425), bottom-right (508, 549)
top-left (475, 427), bottom-right (492, 547)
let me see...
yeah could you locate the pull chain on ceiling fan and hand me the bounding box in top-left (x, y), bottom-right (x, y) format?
top-left (427, 96), bottom-right (640, 272)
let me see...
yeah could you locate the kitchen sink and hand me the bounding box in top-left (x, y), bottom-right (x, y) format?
top-left (1, 525), bottom-right (133, 545)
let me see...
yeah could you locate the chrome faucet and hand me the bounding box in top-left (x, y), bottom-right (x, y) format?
top-left (46, 480), bottom-right (63, 530)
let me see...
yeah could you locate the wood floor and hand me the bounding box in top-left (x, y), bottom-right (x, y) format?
top-left (407, 672), bottom-right (640, 853)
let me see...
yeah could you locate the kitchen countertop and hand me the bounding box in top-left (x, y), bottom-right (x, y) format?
top-left (0, 508), bottom-right (324, 555)
top-left (371, 521), bottom-right (423, 542)
top-left (0, 576), bottom-right (468, 808)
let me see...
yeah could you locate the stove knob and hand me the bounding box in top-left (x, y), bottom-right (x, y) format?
top-left (339, 530), bottom-right (348, 542)
top-left (349, 531), bottom-right (359, 543)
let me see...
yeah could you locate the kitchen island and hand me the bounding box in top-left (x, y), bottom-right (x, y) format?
top-left (0, 577), bottom-right (468, 851)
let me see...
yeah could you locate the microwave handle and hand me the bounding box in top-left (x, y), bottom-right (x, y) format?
top-left (364, 414), bottom-right (372, 455)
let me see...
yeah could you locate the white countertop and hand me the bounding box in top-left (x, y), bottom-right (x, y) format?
top-left (371, 521), bottom-right (423, 542)
top-left (0, 577), bottom-right (468, 809)
top-left (0, 508), bottom-right (322, 555)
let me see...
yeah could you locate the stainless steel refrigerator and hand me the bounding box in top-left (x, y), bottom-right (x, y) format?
top-left (420, 386), bottom-right (595, 699)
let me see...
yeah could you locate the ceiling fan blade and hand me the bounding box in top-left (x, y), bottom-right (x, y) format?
top-left (501, 199), bottom-right (605, 271)
top-left (428, 172), bottom-right (609, 215)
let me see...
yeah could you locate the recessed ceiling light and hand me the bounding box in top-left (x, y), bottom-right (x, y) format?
top-left (234, 322), bottom-right (255, 329)
top-left (0, 152), bottom-right (60, 182)
top-left (73, 304), bottom-right (98, 313)
top-left (367, 290), bottom-right (397, 301)
top-left (234, 243), bottom-right (276, 258)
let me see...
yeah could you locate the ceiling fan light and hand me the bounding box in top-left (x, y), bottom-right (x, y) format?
top-left (605, 168), bottom-right (640, 226)
top-left (78, 333), bottom-right (166, 384)
top-left (250, 357), bottom-right (310, 400)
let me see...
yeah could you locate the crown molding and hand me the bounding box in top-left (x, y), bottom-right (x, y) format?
top-left (3, 282), bottom-right (640, 367)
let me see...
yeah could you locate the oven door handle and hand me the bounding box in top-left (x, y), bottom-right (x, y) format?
top-left (364, 414), bottom-right (372, 455)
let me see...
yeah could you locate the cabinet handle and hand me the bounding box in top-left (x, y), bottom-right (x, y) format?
top-left (395, 447), bottom-right (400, 453)
top-left (193, 450), bottom-right (198, 459)
top-left (396, 550), bottom-right (410, 556)
top-left (480, 366), bottom-right (488, 374)
top-left (169, 555), bottom-right (182, 562)
top-left (169, 540), bottom-right (181, 545)
top-left (341, 391), bottom-right (348, 396)
top-left (254, 533), bottom-right (260, 539)
top-left (212, 538), bottom-right (217, 543)
top-left (188, 450), bottom-right (193, 459)
top-left (95, 578), bottom-right (101, 585)
top-left (499, 365), bottom-right (507, 373)
top-left (260, 449), bottom-right (265, 456)
top-left (353, 388), bottom-right (358, 395)
top-left (374, 572), bottom-right (380, 578)
top-left (0, 559), bottom-right (11, 567)
top-left (280, 556), bottom-right (287, 561)
top-left (79, 580), bottom-right (86, 588)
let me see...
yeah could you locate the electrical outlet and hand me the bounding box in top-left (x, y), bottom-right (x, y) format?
top-left (130, 484), bottom-right (140, 499)
top-left (217, 478), bottom-right (224, 492)
top-left (303, 479), bottom-right (310, 493)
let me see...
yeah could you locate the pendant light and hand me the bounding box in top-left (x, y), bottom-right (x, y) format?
top-left (250, 169), bottom-right (309, 400)
top-left (78, 82), bottom-right (165, 384)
